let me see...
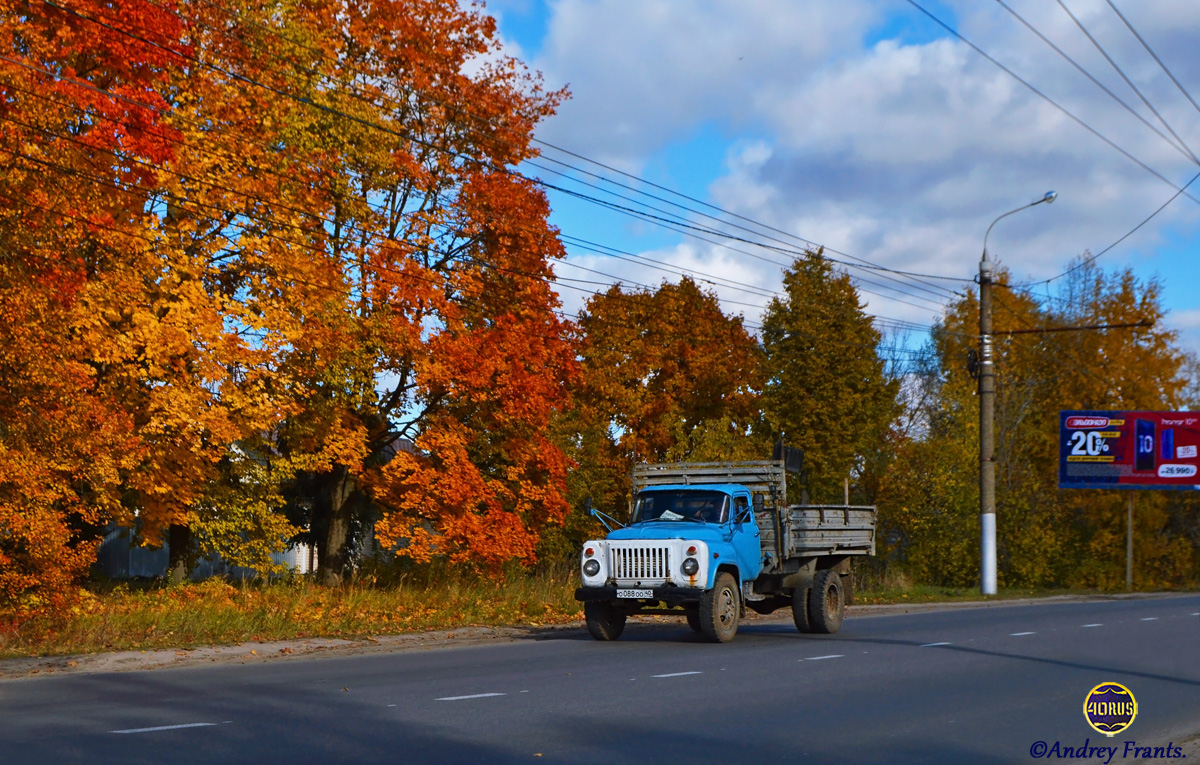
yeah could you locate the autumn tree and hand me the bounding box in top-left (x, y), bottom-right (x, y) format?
top-left (0, 0), bottom-right (579, 604)
top-left (554, 277), bottom-right (764, 543)
top-left (760, 250), bottom-right (900, 503)
top-left (878, 261), bottom-right (1195, 588)
top-left (0, 0), bottom-right (209, 610)
top-left (148, 0), bottom-right (577, 582)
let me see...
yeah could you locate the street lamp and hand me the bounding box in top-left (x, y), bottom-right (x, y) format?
top-left (978, 190), bottom-right (1057, 595)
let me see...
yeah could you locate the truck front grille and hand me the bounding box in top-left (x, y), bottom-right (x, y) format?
top-left (610, 546), bottom-right (671, 581)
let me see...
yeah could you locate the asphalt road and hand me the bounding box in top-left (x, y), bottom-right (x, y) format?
top-left (2, 594), bottom-right (1197, 764)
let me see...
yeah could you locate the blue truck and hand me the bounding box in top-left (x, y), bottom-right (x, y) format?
top-left (575, 461), bottom-right (877, 643)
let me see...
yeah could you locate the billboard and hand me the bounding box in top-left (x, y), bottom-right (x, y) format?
top-left (1059, 411), bottom-right (1200, 489)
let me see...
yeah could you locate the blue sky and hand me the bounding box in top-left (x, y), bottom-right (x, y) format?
top-left (484, 0), bottom-right (1200, 362)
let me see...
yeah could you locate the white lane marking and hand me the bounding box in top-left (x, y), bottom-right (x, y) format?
top-left (436, 693), bottom-right (506, 701)
top-left (921, 642), bottom-right (952, 647)
top-left (803, 655), bottom-right (844, 661)
top-left (1193, 613), bottom-right (1200, 617)
top-left (652, 671), bottom-right (702, 678)
top-left (387, 704), bottom-right (396, 707)
top-left (111, 722), bottom-right (225, 735)
top-left (1010, 632), bottom-right (1036, 636)
top-left (1140, 617), bottom-right (1158, 621)
top-left (1082, 624), bottom-right (1103, 628)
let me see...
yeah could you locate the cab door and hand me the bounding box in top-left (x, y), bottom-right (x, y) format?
top-left (729, 491), bottom-right (763, 581)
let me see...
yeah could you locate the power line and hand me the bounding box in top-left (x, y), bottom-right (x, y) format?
top-left (0, 75), bottom-right (777, 331)
top-left (528, 135), bottom-right (975, 290)
top-left (994, 320), bottom-right (1152, 336)
top-left (529, 154), bottom-right (968, 303)
top-left (4, 74), bottom-right (940, 346)
top-left (148, 0), bottom-right (969, 312)
top-left (1054, 0), bottom-right (1199, 164)
top-left (69, 0), bottom-right (1186, 331)
top-left (904, 0), bottom-right (1200, 208)
top-left (40, 0), bottom-right (957, 328)
top-left (994, 0), bottom-right (1195, 164)
top-left (1015, 168), bottom-right (1200, 288)
top-left (538, 164), bottom-right (961, 304)
top-left (1103, 0), bottom-right (1200, 120)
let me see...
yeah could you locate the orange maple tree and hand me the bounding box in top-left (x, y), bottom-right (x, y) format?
top-left (562, 278), bottom-right (764, 525)
top-left (1, 0), bottom-right (577, 608)
top-left (0, 0), bottom-right (199, 611)
top-left (158, 0), bottom-right (576, 581)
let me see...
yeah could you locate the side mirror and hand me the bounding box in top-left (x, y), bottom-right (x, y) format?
top-left (583, 497), bottom-right (593, 516)
top-left (752, 494), bottom-right (764, 513)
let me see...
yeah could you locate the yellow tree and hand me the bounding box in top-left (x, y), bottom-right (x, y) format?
top-left (879, 262), bottom-right (1193, 588)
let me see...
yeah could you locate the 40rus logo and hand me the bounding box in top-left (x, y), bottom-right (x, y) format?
top-left (1084, 683), bottom-right (1138, 736)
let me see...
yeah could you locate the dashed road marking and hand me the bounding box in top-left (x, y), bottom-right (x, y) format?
top-left (803, 655), bottom-right (844, 661)
top-left (111, 722), bottom-right (230, 735)
top-left (1010, 632), bottom-right (1036, 636)
top-left (1140, 617), bottom-right (1158, 622)
top-left (1082, 624), bottom-right (1103, 628)
top-left (921, 642), bottom-right (952, 647)
top-left (652, 671), bottom-right (703, 678)
top-left (436, 693), bottom-right (506, 701)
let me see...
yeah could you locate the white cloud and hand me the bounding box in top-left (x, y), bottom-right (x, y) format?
top-left (513, 0), bottom-right (1200, 353)
top-left (530, 0), bottom-right (877, 168)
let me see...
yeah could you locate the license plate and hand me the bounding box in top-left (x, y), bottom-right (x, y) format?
top-left (617, 589), bottom-right (653, 599)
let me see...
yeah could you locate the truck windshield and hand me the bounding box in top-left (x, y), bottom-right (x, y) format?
top-left (632, 490), bottom-right (729, 524)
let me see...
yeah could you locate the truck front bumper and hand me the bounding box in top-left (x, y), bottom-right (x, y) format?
top-left (574, 586), bottom-right (705, 605)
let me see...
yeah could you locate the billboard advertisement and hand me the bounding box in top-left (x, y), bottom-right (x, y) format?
top-left (1059, 411), bottom-right (1200, 489)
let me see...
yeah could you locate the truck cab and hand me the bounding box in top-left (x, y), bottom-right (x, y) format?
top-left (576, 460), bottom-right (877, 644)
top-left (576, 483), bottom-right (763, 642)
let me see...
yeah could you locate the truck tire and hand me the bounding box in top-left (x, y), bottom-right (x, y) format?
top-left (791, 586), bottom-right (812, 633)
top-left (699, 572), bottom-right (740, 643)
top-left (685, 606), bottom-right (703, 633)
top-left (808, 569), bottom-right (844, 634)
top-left (584, 601), bottom-right (626, 641)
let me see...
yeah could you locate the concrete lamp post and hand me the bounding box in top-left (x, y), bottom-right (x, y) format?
top-left (978, 190), bottom-right (1057, 595)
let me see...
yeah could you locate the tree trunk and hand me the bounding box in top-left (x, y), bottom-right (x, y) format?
top-left (317, 467), bottom-right (358, 586)
top-left (167, 523), bottom-right (190, 584)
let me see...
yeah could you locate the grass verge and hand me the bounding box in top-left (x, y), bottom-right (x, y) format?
top-left (0, 565), bottom-right (583, 660)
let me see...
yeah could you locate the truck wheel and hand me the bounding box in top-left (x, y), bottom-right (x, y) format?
top-left (699, 572), bottom-right (740, 643)
top-left (685, 606), bottom-right (703, 633)
top-left (584, 601), bottom-right (626, 641)
top-left (808, 569), bottom-right (844, 634)
top-left (791, 586), bottom-right (812, 633)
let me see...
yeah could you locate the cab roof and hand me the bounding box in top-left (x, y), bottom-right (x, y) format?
top-left (637, 483), bottom-right (748, 495)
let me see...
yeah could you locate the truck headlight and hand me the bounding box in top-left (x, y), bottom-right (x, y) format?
top-left (583, 559), bottom-right (601, 577)
top-left (681, 557), bottom-right (699, 576)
